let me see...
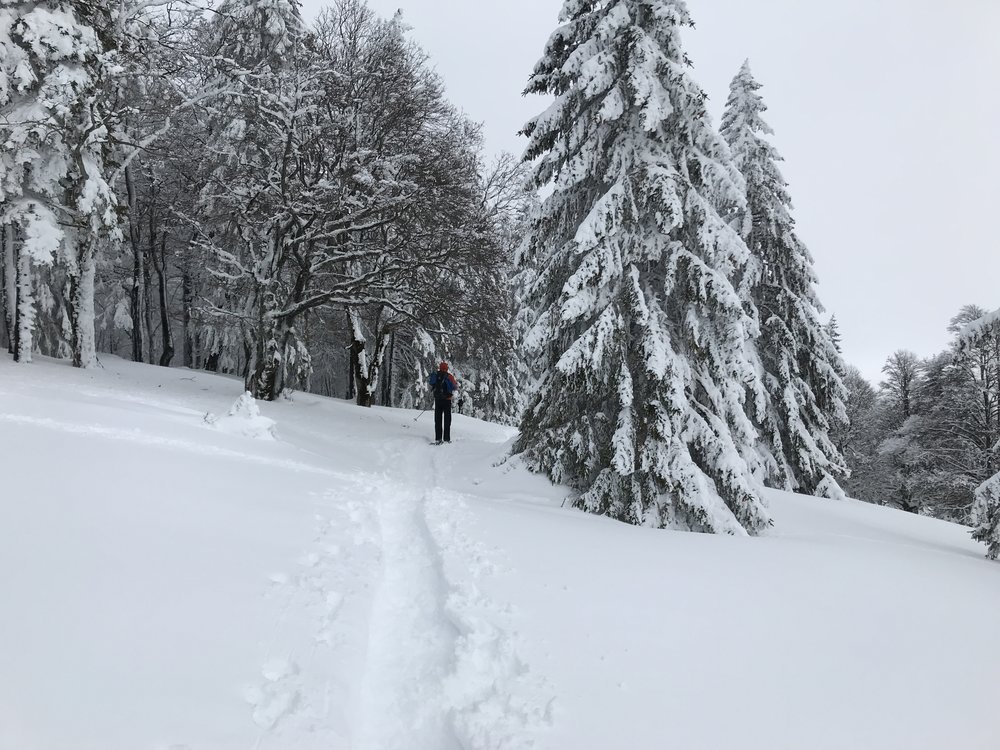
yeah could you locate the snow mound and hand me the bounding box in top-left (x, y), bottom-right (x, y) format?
top-left (815, 474), bottom-right (848, 502)
top-left (205, 392), bottom-right (277, 440)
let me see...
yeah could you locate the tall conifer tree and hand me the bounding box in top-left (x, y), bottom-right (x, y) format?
top-left (514, 1), bottom-right (771, 534)
top-left (721, 60), bottom-right (848, 498)
top-left (957, 308), bottom-right (1000, 558)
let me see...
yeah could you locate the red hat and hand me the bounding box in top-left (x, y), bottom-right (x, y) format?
top-left (439, 361), bottom-right (449, 371)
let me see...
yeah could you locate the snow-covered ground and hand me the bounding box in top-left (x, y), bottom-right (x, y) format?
top-left (1, 355), bottom-right (998, 750)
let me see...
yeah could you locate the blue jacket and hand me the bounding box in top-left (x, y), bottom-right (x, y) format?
top-left (429, 371), bottom-right (456, 400)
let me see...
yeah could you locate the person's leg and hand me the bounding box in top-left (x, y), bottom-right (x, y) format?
top-left (443, 399), bottom-right (452, 442)
top-left (434, 400), bottom-right (443, 443)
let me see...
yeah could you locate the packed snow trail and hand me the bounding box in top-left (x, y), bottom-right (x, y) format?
top-left (354, 481), bottom-right (461, 749)
top-left (239, 431), bottom-right (550, 750)
top-left (348, 439), bottom-right (548, 749)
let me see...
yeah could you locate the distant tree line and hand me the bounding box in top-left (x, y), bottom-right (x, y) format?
top-left (835, 306), bottom-right (1000, 555)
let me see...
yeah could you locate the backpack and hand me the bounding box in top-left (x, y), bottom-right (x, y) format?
top-left (431, 371), bottom-right (454, 400)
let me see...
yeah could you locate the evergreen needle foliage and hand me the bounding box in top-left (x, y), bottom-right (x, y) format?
top-left (514, 0), bottom-right (771, 534)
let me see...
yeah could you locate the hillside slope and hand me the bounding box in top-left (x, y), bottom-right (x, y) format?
top-left (1, 356), bottom-right (997, 750)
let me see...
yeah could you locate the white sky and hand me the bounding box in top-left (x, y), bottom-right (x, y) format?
top-left (299, 0), bottom-right (1000, 385)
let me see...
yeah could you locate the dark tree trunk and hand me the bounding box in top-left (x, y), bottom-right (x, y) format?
top-left (181, 251), bottom-right (195, 368)
top-left (143, 187), bottom-right (157, 365)
top-left (142, 246), bottom-right (155, 363)
top-left (349, 310), bottom-right (374, 407)
top-left (130, 250), bottom-right (144, 362)
top-left (155, 233), bottom-right (174, 367)
top-left (125, 164), bottom-right (145, 363)
top-left (66, 269), bottom-right (80, 366)
top-left (347, 350), bottom-right (356, 400)
top-left (247, 320), bottom-right (294, 402)
top-left (380, 329), bottom-right (395, 407)
top-left (350, 336), bottom-right (371, 407)
top-left (1, 225), bottom-right (14, 355)
top-left (346, 313), bottom-right (356, 401)
top-left (898, 480), bottom-right (919, 515)
top-left (352, 324), bottom-right (393, 409)
top-left (245, 252), bottom-right (311, 400)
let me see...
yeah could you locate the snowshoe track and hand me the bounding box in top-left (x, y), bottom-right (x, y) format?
top-left (355, 483), bottom-right (461, 749)
top-left (355, 475), bottom-right (549, 750)
top-left (247, 438), bottom-right (550, 749)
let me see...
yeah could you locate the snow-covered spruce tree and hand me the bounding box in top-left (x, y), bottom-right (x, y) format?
top-left (513, 1), bottom-right (771, 534)
top-left (510, 191), bottom-right (547, 422)
top-left (971, 472), bottom-right (1000, 559)
top-left (957, 307), bottom-right (1000, 556)
top-left (721, 60), bottom-right (848, 498)
top-left (825, 314), bottom-right (843, 356)
top-left (951, 305), bottom-right (1000, 489)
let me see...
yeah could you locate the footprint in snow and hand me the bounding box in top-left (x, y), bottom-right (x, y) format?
top-left (244, 658), bottom-right (302, 730)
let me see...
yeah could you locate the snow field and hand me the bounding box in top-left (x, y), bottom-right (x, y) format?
top-left (1, 355), bottom-right (998, 749)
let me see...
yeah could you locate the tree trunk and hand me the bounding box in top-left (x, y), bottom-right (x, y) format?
top-left (143, 257), bottom-right (155, 363)
top-left (369, 327), bottom-right (390, 406)
top-left (155, 232), bottom-right (174, 367)
top-left (143, 213), bottom-right (156, 365)
top-left (125, 164), bottom-right (145, 363)
top-left (347, 343), bottom-right (357, 401)
top-left (14, 246), bottom-right (34, 363)
top-left (349, 309), bottom-right (372, 407)
top-left (181, 245), bottom-right (195, 368)
top-left (2, 225), bottom-right (15, 355)
top-left (898, 475), bottom-right (919, 514)
top-left (246, 318), bottom-right (293, 401)
top-left (350, 337), bottom-right (371, 407)
top-left (345, 311), bottom-right (356, 400)
top-left (245, 275), bottom-right (296, 401)
top-left (67, 237), bottom-right (97, 368)
top-left (130, 246), bottom-right (144, 362)
top-left (350, 311), bottom-right (393, 409)
top-left (247, 341), bottom-right (278, 400)
top-left (244, 234), bottom-right (311, 399)
top-left (381, 329), bottom-right (395, 407)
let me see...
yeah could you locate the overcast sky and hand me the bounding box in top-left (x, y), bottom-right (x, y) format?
top-left (299, 0), bottom-right (1000, 384)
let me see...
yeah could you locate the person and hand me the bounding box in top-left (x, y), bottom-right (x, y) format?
top-left (428, 361), bottom-right (457, 444)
